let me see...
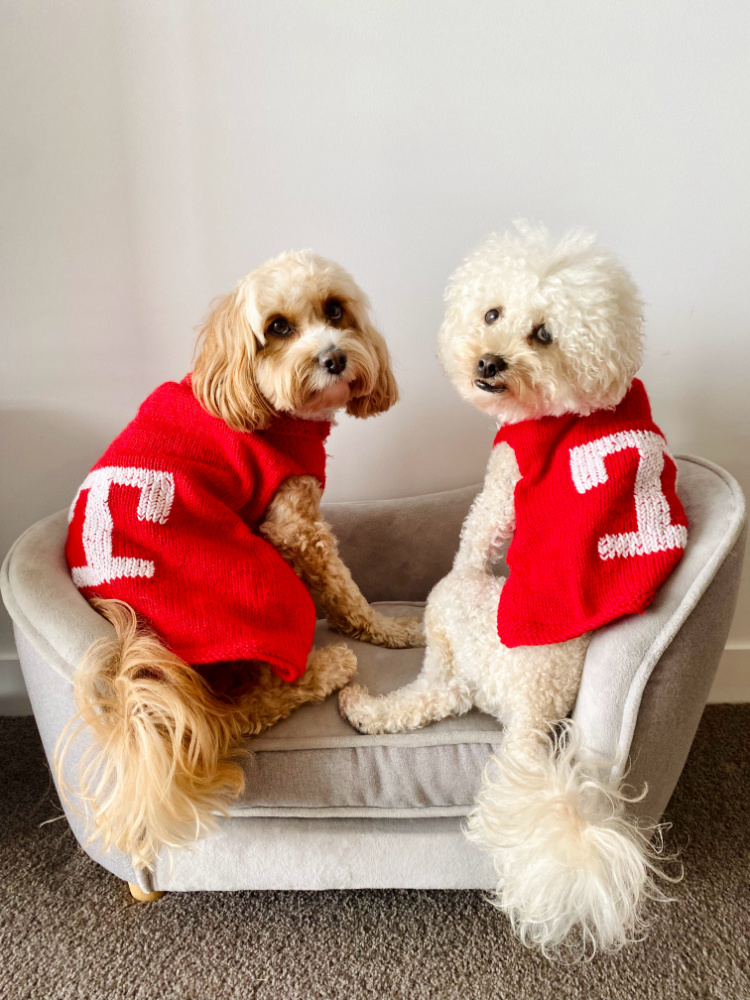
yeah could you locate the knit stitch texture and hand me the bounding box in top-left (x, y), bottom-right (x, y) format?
top-left (66, 378), bottom-right (330, 681)
top-left (494, 379), bottom-right (688, 647)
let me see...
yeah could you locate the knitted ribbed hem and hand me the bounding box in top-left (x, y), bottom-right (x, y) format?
top-left (498, 584), bottom-right (661, 648)
top-left (177, 638), bottom-right (311, 683)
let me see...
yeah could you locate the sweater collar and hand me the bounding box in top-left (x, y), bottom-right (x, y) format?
top-left (260, 413), bottom-right (332, 440)
top-left (494, 379), bottom-right (647, 442)
top-left (182, 374), bottom-right (331, 440)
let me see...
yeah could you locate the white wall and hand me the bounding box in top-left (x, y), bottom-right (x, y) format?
top-left (2, 0), bottom-right (749, 702)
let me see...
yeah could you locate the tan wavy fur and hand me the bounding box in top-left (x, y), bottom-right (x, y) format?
top-left (57, 598), bottom-right (359, 870)
top-left (57, 250), bottom-right (421, 871)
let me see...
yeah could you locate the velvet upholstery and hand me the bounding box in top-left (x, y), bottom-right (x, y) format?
top-left (1, 456), bottom-right (745, 894)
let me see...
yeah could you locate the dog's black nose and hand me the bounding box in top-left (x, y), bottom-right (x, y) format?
top-left (477, 354), bottom-right (507, 379)
top-left (319, 347), bottom-right (347, 376)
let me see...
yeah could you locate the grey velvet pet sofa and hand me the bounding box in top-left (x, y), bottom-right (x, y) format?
top-left (1, 454), bottom-right (745, 900)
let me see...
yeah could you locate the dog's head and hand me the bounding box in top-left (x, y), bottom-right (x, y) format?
top-left (192, 251), bottom-right (398, 431)
top-left (438, 223), bottom-right (644, 424)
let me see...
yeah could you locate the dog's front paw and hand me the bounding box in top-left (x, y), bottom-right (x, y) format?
top-left (338, 683), bottom-right (388, 734)
top-left (363, 613), bottom-right (426, 649)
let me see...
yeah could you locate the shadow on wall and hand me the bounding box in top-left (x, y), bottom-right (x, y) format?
top-left (643, 348), bottom-right (750, 647)
top-left (0, 405), bottom-right (134, 654)
top-left (384, 398), bottom-right (495, 497)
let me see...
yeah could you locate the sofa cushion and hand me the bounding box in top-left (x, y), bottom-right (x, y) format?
top-left (232, 603), bottom-right (502, 818)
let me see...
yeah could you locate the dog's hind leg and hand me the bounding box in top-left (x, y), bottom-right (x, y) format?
top-left (338, 670), bottom-right (468, 735)
top-left (236, 643), bottom-right (357, 736)
top-left (338, 616), bottom-right (470, 734)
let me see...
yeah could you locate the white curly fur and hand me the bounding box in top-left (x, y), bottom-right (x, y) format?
top-left (466, 723), bottom-right (676, 959)
top-left (438, 221), bottom-right (643, 423)
top-left (339, 222), bottom-right (672, 956)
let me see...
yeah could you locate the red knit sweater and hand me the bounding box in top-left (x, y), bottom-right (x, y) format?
top-left (65, 378), bottom-right (330, 681)
top-left (494, 379), bottom-right (688, 647)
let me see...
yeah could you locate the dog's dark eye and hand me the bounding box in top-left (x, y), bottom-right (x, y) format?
top-left (484, 308), bottom-right (501, 325)
top-left (325, 299), bottom-right (344, 323)
top-left (268, 316), bottom-right (292, 337)
top-left (532, 324), bottom-right (553, 345)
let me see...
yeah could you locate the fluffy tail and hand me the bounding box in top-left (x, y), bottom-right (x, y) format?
top-left (56, 599), bottom-right (249, 871)
top-left (465, 721), bottom-right (677, 958)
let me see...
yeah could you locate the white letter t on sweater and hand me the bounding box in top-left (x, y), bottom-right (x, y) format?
top-left (68, 466), bottom-right (175, 587)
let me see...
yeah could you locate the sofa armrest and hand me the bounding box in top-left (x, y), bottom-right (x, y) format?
top-left (572, 455), bottom-right (746, 820)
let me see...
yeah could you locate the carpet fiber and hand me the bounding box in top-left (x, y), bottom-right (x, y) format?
top-left (1, 705), bottom-right (749, 1000)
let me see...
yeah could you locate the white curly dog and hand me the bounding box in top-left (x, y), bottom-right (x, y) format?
top-left (339, 223), bottom-right (680, 956)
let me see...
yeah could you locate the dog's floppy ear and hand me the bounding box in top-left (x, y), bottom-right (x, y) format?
top-left (346, 324), bottom-right (399, 418)
top-left (191, 283), bottom-right (276, 432)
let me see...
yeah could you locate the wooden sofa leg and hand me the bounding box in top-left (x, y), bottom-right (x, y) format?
top-left (128, 881), bottom-right (165, 902)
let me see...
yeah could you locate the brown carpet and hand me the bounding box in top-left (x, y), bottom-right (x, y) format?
top-left (1, 705), bottom-right (749, 1000)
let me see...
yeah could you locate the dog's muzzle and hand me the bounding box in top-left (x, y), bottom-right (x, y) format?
top-left (474, 353), bottom-right (507, 393)
top-left (318, 347), bottom-right (347, 377)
